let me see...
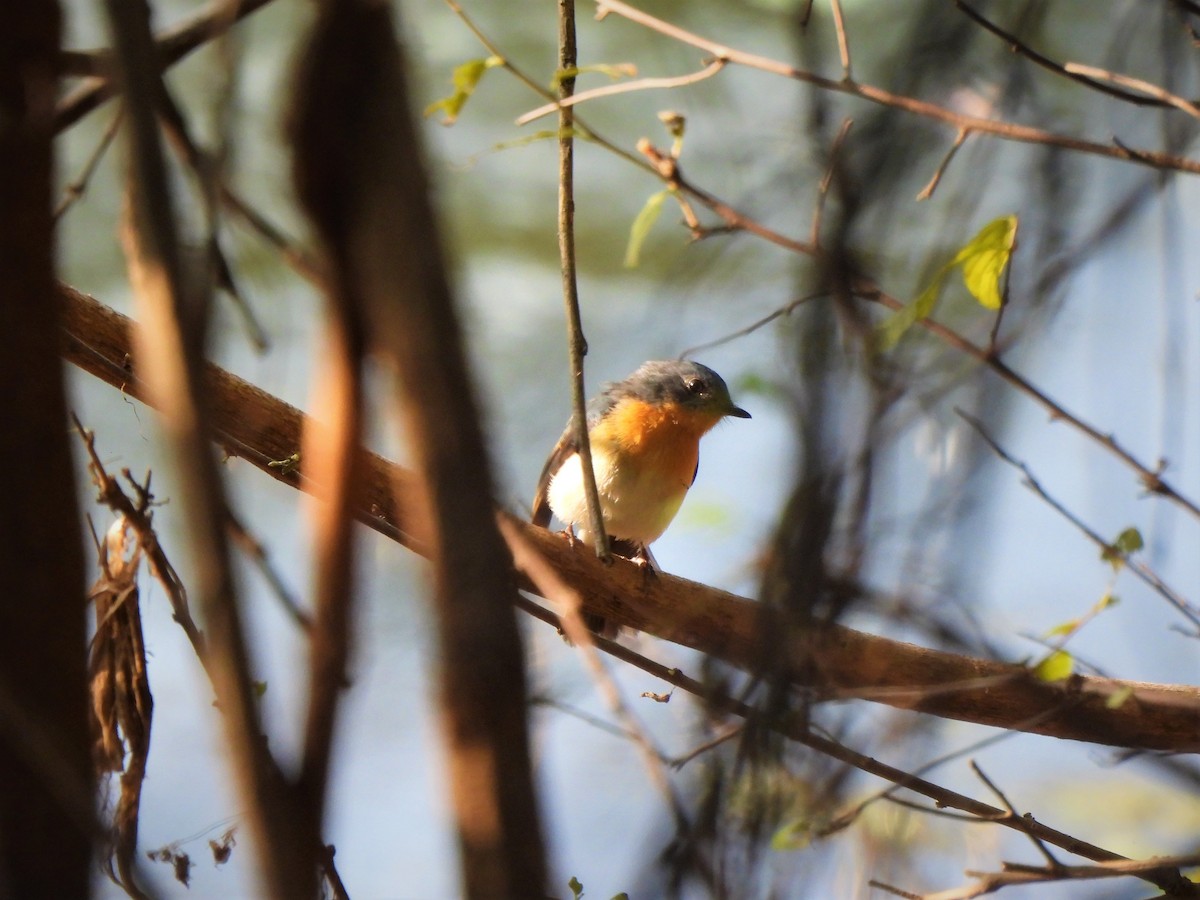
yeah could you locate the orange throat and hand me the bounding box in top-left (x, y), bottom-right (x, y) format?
top-left (592, 399), bottom-right (721, 487)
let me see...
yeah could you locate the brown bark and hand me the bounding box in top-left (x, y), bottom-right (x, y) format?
top-left (288, 1), bottom-right (548, 895)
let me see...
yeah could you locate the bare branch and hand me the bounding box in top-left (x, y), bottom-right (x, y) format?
top-left (593, 0), bottom-right (1200, 176)
top-left (954, 0), bottom-right (1177, 108)
top-left (1064, 61), bottom-right (1200, 119)
top-left (859, 290), bottom-right (1200, 522)
top-left (517, 58), bottom-right (725, 125)
top-left (916, 127), bottom-right (970, 201)
top-left (958, 410), bottom-right (1200, 631)
top-left (970, 760), bottom-right (1061, 869)
top-left (810, 117), bottom-right (853, 246)
top-left (55, 106), bottom-right (123, 219)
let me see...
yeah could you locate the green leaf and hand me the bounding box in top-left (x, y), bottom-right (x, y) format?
top-left (1101, 526), bottom-right (1143, 569)
top-left (1105, 685), bottom-right (1134, 709)
top-left (1113, 526), bottom-right (1144, 554)
top-left (1032, 650), bottom-right (1073, 682)
top-left (952, 214), bottom-right (1018, 310)
top-left (252, 680), bottom-right (268, 698)
top-left (1098, 592), bottom-right (1119, 610)
top-left (567, 876), bottom-right (584, 899)
top-left (424, 56), bottom-right (503, 125)
top-left (877, 271), bottom-right (948, 349)
top-left (624, 189), bottom-right (669, 268)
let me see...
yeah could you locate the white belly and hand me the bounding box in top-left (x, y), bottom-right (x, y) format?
top-left (547, 446), bottom-right (687, 546)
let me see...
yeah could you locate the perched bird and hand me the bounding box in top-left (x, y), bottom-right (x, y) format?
top-left (532, 360), bottom-right (751, 633)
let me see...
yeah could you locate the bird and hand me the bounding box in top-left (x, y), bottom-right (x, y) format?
top-left (531, 360), bottom-right (751, 634)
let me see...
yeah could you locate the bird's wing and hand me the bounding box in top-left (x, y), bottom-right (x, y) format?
top-left (531, 390), bottom-right (620, 527)
top-left (531, 425), bottom-right (578, 527)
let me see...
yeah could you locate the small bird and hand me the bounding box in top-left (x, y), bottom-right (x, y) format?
top-left (532, 360), bottom-right (751, 634)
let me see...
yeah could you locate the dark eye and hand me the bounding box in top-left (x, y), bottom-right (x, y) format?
top-left (685, 377), bottom-right (707, 395)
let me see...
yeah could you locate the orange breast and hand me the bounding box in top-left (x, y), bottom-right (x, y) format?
top-left (591, 399), bottom-right (721, 488)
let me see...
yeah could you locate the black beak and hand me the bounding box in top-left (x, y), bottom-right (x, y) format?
top-left (727, 406), bottom-right (751, 419)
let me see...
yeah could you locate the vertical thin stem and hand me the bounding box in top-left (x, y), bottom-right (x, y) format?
top-left (558, 0), bottom-right (610, 559)
top-left (829, 0), bottom-right (852, 80)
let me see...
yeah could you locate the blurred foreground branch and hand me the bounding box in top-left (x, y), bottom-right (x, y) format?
top-left (288, 0), bottom-right (547, 894)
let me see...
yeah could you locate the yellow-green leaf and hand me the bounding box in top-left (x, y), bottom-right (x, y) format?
top-left (877, 214), bottom-right (1017, 350)
top-left (1101, 526), bottom-right (1143, 570)
top-left (624, 189), bottom-right (669, 268)
top-left (424, 56), bottom-right (503, 125)
top-left (953, 214), bottom-right (1018, 310)
top-left (877, 271), bottom-right (948, 349)
top-left (1113, 526), bottom-right (1144, 554)
top-left (1044, 618), bottom-right (1079, 639)
top-left (567, 876), bottom-right (584, 899)
top-left (1033, 649), bottom-right (1073, 682)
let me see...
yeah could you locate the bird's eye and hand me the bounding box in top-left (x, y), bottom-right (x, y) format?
top-left (685, 377), bottom-right (706, 395)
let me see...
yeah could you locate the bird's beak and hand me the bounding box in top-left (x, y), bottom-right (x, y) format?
top-left (727, 405), bottom-right (751, 419)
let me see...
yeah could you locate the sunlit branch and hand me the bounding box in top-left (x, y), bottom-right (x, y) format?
top-left (517, 58), bottom-right (726, 125)
top-left (593, 0), bottom-right (1200, 176)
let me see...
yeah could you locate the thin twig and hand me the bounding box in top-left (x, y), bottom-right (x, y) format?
top-left (56, 107), bottom-right (124, 219)
top-left (829, 0), bottom-right (852, 80)
top-left (916, 127), bottom-right (970, 201)
top-left (443, 0), bottom-right (644, 170)
top-left (821, 698), bottom-right (1065, 839)
top-left (958, 409), bottom-right (1200, 631)
top-left (971, 760), bottom-right (1061, 868)
top-left (224, 511), bottom-right (312, 632)
top-left (593, 0), bottom-right (1200, 176)
top-left (680, 291), bottom-right (826, 358)
top-left (56, 0), bottom-right (278, 134)
top-left (154, 86), bottom-right (270, 351)
top-left (868, 881), bottom-right (922, 899)
top-left (670, 723), bottom-right (744, 769)
top-left (499, 517), bottom-right (692, 831)
top-left (319, 844), bottom-right (351, 900)
top-left (507, 593), bottom-right (1198, 897)
top-left (73, 417), bottom-right (208, 659)
top-left (558, 0), bottom-right (610, 561)
top-left (810, 117), bottom-right (853, 247)
top-left (517, 58), bottom-right (725, 125)
top-left (954, 0), bottom-right (1175, 108)
top-left (1063, 61), bottom-right (1200, 119)
top-left (857, 289), bottom-right (1200, 522)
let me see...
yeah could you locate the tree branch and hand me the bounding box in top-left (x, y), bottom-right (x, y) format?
top-left (593, 0), bottom-right (1200, 176)
top-left (58, 284), bottom-right (1200, 755)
